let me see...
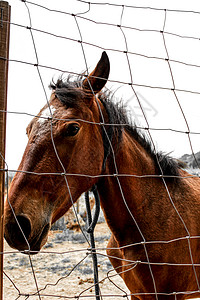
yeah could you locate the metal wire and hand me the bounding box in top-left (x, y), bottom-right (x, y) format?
top-left (3, 1), bottom-right (200, 299)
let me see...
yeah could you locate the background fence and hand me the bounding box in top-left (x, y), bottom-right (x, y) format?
top-left (2, 0), bottom-right (200, 299)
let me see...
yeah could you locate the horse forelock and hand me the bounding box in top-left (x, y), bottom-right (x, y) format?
top-left (49, 76), bottom-right (91, 109)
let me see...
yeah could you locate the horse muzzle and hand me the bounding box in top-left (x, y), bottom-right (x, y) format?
top-left (4, 214), bottom-right (50, 254)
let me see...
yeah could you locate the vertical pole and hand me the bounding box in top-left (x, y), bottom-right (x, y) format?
top-left (0, 2), bottom-right (10, 299)
top-left (85, 188), bottom-right (100, 300)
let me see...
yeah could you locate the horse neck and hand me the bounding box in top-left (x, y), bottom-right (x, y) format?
top-left (97, 130), bottom-right (157, 242)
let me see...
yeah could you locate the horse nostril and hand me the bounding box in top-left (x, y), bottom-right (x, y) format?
top-left (5, 215), bottom-right (32, 248)
top-left (16, 215), bottom-right (32, 241)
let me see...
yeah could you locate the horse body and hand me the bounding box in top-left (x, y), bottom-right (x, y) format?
top-left (4, 52), bottom-right (200, 299)
top-left (94, 123), bottom-right (200, 298)
top-left (99, 139), bottom-right (200, 298)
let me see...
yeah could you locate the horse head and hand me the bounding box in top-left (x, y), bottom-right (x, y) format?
top-left (4, 52), bottom-right (110, 253)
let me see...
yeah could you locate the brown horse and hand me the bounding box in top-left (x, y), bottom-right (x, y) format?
top-left (4, 52), bottom-right (200, 299)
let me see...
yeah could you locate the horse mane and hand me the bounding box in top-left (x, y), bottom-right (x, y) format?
top-left (99, 91), bottom-right (180, 181)
top-left (50, 76), bottom-right (180, 182)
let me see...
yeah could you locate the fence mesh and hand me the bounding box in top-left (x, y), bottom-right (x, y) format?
top-left (3, 1), bottom-right (200, 299)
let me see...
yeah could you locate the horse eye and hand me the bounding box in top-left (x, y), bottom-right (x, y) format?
top-left (65, 123), bottom-right (80, 136)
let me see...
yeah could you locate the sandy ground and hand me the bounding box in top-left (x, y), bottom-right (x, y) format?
top-left (3, 221), bottom-right (200, 300)
top-left (3, 223), bottom-right (130, 300)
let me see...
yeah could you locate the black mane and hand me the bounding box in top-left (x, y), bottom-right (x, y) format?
top-left (50, 77), bottom-right (180, 181)
top-left (99, 92), bottom-right (180, 181)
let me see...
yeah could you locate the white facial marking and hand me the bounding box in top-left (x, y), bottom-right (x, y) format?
top-left (38, 106), bottom-right (56, 125)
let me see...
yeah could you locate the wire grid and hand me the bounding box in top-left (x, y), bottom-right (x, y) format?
top-left (2, 0), bottom-right (200, 299)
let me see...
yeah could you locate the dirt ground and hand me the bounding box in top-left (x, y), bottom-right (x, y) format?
top-left (3, 223), bottom-right (130, 300)
top-left (3, 221), bottom-right (200, 300)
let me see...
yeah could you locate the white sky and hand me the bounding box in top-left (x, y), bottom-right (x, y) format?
top-left (5, 0), bottom-right (200, 170)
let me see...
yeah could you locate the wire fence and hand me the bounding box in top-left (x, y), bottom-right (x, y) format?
top-left (3, 0), bottom-right (200, 299)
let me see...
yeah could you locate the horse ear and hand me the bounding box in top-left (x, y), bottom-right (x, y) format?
top-left (82, 51), bottom-right (110, 94)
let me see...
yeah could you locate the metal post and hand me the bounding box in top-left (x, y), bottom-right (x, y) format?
top-left (85, 187), bottom-right (101, 300)
top-left (0, 2), bottom-right (10, 299)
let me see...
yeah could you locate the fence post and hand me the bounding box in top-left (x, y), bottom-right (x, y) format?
top-left (0, 1), bottom-right (10, 299)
